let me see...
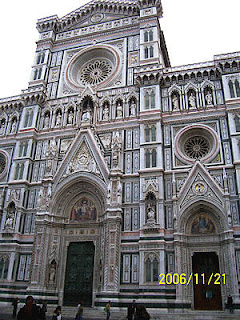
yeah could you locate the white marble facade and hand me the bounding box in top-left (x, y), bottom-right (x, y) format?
top-left (0, 0), bottom-right (240, 312)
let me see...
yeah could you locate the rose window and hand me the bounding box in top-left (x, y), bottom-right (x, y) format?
top-left (174, 124), bottom-right (219, 164)
top-left (184, 136), bottom-right (210, 159)
top-left (66, 45), bottom-right (120, 89)
top-left (79, 59), bottom-right (113, 85)
top-left (0, 153), bottom-right (6, 175)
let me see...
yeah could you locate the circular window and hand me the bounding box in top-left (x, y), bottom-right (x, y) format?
top-left (184, 136), bottom-right (210, 159)
top-left (79, 59), bottom-right (113, 85)
top-left (0, 152), bottom-right (7, 178)
top-left (66, 45), bottom-right (120, 89)
top-left (174, 124), bottom-right (219, 164)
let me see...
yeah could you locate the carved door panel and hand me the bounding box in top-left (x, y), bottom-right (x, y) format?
top-left (63, 242), bottom-right (95, 306)
top-left (192, 252), bottom-right (222, 310)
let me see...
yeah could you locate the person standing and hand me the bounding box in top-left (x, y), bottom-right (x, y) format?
top-left (106, 301), bottom-right (111, 320)
top-left (17, 296), bottom-right (41, 320)
top-left (40, 301), bottom-right (47, 320)
top-left (227, 294), bottom-right (233, 313)
top-left (127, 300), bottom-right (136, 320)
top-left (52, 306), bottom-right (62, 320)
top-left (12, 297), bottom-right (19, 318)
top-left (75, 301), bottom-right (83, 320)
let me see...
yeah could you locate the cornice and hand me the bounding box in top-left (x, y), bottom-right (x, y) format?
top-left (36, 0), bottom-right (164, 33)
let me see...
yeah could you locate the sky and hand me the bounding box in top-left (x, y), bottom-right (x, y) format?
top-left (0, 0), bottom-right (239, 98)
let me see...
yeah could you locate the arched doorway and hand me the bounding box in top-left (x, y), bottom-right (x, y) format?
top-left (50, 174), bottom-right (107, 307)
top-left (176, 202), bottom-right (231, 311)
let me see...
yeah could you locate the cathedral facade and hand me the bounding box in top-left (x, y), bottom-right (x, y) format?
top-left (0, 0), bottom-right (240, 312)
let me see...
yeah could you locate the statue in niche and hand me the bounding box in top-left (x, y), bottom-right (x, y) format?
top-left (112, 131), bottom-right (122, 167)
top-left (82, 101), bottom-right (92, 122)
top-left (67, 109), bottom-right (74, 124)
top-left (44, 113), bottom-right (50, 128)
top-left (5, 203), bottom-right (15, 229)
top-left (10, 118), bottom-right (17, 134)
top-left (130, 101), bottom-right (137, 117)
top-left (0, 120), bottom-right (5, 135)
top-left (117, 181), bottom-right (122, 204)
top-left (107, 183), bottom-right (112, 205)
top-left (116, 101), bottom-right (123, 118)
top-left (103, 104), bottom-right (109, 121)
top-left (36, 188), bottom-right (45, 209)
top-left (47, 138), bottom-right (58, 158)
top-left (147, 204), bottom-right (155, 220)
top-left (188, 92), bottom-right (196, 108)
top-left (49, 261), bottom-right (56, 283)
top-left (55, 111), bottom-right (62, 127)
top-left (205, 90), bottom-right (213, 105)
top-left (172, 94), bottom-right (179, 110)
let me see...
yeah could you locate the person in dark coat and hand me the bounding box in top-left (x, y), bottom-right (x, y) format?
top-left (135, 304), bottom-right (150, 320)
top-left (17, 296), bottom-right (41, 320)
top-left (127, 300), bottom-right (136, 320)
top-left (40, 301), bottom-right (47, 320)
top-left (12, 297), bottom-right (20, 318)
top-left (227, 294), bottom-right (233, 313)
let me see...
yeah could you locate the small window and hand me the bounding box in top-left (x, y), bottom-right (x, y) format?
top-left (152, 149), bottom-right (157, 167)
top-left (144, 31), bottom-right (149, 43)
top-left (146, 150), bottom-right (151, 168)
top-left (235, 116), bottom-right (240, 132)
top-left (145, 127), bottom-right (150, 142)
top-left (150, 91), bottom-right (155, 108)
top-left (145, 125), bottom-right (156, 142)
top-left (0, 258), bottom-right (9, 279)
top-left (229, 80), bottom-right (235, 98)
top-left (144, 90), bottom-right (155, 110)
top-left (14, 163), bottom-right (24, 180)
top-left (235, 79), bottom-right (240, 97)
top-left (145, 256), bottom-right (159, 282)
top-left (149, 30), bottom-right (153, 41)
top-left (150, 46), bottom-right (154, 58)
top-left (144, 47), bottom-right (149, 59)
top-left (146, 258), bottom-right (151, 282)
top-left (145, 149), bottom-right (157, 168)
top-left (145, 92), bottom-right (150, 109)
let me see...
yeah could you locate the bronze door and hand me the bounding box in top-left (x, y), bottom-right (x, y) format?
top-left (63, 242), bottom-right (95, 306)
top-left (192, 252), bottom-right (222, 310)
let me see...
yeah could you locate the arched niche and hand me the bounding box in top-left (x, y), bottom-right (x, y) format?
top-left (51, 173), bottom-right (106, 222)
top-left (179, 201), bottom-right (227, 235)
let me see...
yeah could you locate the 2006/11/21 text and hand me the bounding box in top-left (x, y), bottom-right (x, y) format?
top-left (159, 273), bottom-right (226, 285)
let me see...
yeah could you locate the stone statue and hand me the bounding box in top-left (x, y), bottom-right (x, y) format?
top-left (188, 92), bottom-right (196, 108)
top-left (172, 94), bottom-right (179, 110)
top-left (147, 204), bottom-right (155, 220)
top-left (36, 188), bottom-right (44, 209)
top-left (130, 102), bottom-right (137, 117)
top-left (112, 131), bottom-right (122, 167)
top-left (103, 105), bottom-right (109, 121)
top-left (49, 263), bottom-right (56, 282)
top-left (107, 182), bottom-right (112, 205)
top-left (0, 121), bottom-right (5, 135)
top-left (55, 112), bottom-right (62, 127)
top-left (68, 110), bottom-right (74, 124)
top-left (82, 109), bottom-right (91, 122)
top-left (205, 91), bottom-right (213, 105)
top-left (48, 138), bottom-right (58, 158)
top-left (10, 119), bottom-right (17, 134)
top-left (44, 114), bottom-right (50, 128)
top-left (117, 181), bottom-right (122, 204)
top-left (5, 214), bottom-right (14, 229)
top-left (116, 101), bottom-right (123, 118)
